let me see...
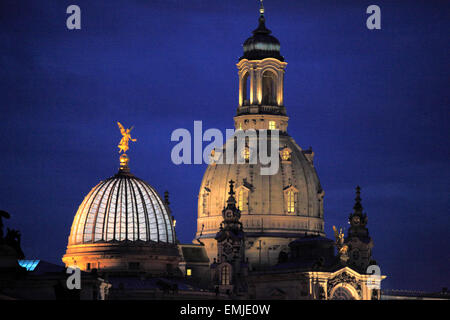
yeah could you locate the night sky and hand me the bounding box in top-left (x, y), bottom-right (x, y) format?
top-left (0, 0), bottom-right (448, 291)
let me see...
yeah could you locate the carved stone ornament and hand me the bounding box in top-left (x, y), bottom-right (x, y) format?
top-left (327, 272), bottom-right (362, 298)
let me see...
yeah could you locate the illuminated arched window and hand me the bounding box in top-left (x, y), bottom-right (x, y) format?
top-left (238, 188), bottom-right (244, 209)
top-left (221, 265), bottom-right (230, 285)
top-left (236, 187), bottom-right (249, 213)
top-left (262, 71), bottom-right (277, 105)
top-left (284, 186), bottom-right (298, 215)
top-left (287, 191), bottom-right (295, 213)
top-left (242, 146), bottom-right (250, 162)
top-left (242, 72), bottom-right (250, 106)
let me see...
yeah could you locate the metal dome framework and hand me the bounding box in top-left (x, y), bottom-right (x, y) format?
top-left (68, 173), bottom-right (175, 245)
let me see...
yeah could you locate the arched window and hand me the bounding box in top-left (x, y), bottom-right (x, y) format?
top-left (238, 188), bottom-right (244, 210)
top-left (242, 72), bottom-right (250, 105)
top-left (236, 187), bottom-right (249, 213)
top-left (242, 146), bottom-right (250, 163)
top-left (331, 287), bottom-right (355, 300)
top-left (202, 192), bottom-right (209, 216)
top-left (221, 265), bottom-right (230, 285)
top-left (262, 71), bottom-right (277, 105)
top-left (287, 190), bottom-right (296, 214)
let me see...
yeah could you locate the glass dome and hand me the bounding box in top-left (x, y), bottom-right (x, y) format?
top-left (68, 171), bottom-right (175, 245)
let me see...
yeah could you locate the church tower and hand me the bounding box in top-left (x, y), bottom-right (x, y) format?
top-left (211, 180), bottom-right (247, 295)
top-left (345, 186), bottom-right (375, 273)
top-left (196, 3), bottom-right (325, 269)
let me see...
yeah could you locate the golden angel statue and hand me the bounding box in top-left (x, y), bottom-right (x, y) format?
top-left (333, 225), bottom-right (349, 256)
top-left (117, 122), bottom-right (137, 154)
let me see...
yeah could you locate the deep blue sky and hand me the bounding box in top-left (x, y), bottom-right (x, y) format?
top-left (0, 0), bottom-right (448, 291)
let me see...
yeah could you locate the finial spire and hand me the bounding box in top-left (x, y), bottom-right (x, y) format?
top-left (259, 0), bottom-right (265, 15)
top-left (226, 180), bottom-right (237, 206)
top-left (353, 185), bottom-right (363, 214)
top-left (228, 180), bottom-right (235, 196)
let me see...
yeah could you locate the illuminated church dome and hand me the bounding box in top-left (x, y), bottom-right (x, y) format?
top-left (63, 130), bottom-right (179, 274)
top-left (196, 6), bottom-right (324, 268)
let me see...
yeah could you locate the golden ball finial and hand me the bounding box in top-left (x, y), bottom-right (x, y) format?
top-left (259, 0), bottom-right (265, 15)
top-left (119, 153), bottom-right (130, 172)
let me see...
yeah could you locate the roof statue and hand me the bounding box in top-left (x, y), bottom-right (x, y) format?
top-left (117, 122), bottom-right (137, 154)
top-left (333, 225), bottom-right (349, 264)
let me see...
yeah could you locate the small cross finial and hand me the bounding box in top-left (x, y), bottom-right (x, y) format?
top-left (228, 180), bottom-right (235, 196)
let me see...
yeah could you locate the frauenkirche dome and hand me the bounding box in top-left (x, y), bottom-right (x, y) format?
top-left (195, 5), bottom-right (325, 268)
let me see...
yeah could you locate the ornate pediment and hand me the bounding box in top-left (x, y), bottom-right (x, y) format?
top-left (327, 271), bottom-right (362, 298)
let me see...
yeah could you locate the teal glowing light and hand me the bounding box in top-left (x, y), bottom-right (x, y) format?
top-left (18, 260), bottom-right (40, 271)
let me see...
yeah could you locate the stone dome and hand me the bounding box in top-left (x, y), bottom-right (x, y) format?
top-left (196, 133), bottom-right (325, 266)
top-left (240, 11), bottom-right (284, 62)
top-left (67, 171), bottom-right (175, 246)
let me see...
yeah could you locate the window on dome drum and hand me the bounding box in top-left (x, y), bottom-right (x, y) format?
top-left (221, 265), bottom-right (230, 285)
top-left (186, 268), bottom-right (192, 276)
top-left (262, 71), bottom-right (277, 105)
top-left (237, 188), bottom-right (248, 213)
top-left (242, 147), bottom-right (250, 162)
top-left (238, 188), bottom-right (244, 210)
top-left (242, 72), bottom-right (250, 105)
top-left (269, 121), bottom-right (276, 130)
top-left (287, 190), bottom-right (296, 214)
top-left (202, 192), bottom-right (209, 216)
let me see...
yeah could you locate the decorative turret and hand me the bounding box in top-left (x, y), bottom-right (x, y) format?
top-left (164, 191), bottom-right (179, 243)
top-left (219, 180), bottom-right (242, 230)
top-left (211, 180), bottom-right (248, 295)
top-left (347, 186), bottom-right (370, 239)
top-left (345, 186), bottom-right (374, 273)
top-left (235, 1), bottom-right (289, 132)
